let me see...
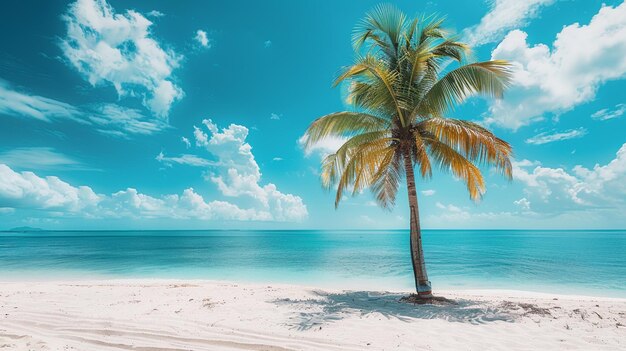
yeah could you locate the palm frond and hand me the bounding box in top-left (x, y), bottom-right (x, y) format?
top-left (304, 112), bottom-right (389, 148)
top-left (412, 135), bottom-right (432, 178)
top-left (335, 55), bottom-right (407, 125)
top-left (430, 39), bottom-right (470, 62)
top-left (423, 137), bottom-right (486, 200)
top-left (419, 118), bottom-right (512, 178)
top-left (418, 15), bottom-right (447, 44)
top-left (333, 130), bottom-right (392, 168)
top-left (414, 60), bottom-right (512, 118)
top-left (370, 147), bottom-right (402, 208)
top-left (352, 4), bottom-right (407, 54)
top-left (330, 137), bottom-right (396, 207)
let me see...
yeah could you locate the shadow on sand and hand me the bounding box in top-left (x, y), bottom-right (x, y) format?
top-left (273, 291), bottom-right (516, 330)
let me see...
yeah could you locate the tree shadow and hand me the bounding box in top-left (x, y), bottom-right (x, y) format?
top-left (273, 290), bottom-right (517, 330)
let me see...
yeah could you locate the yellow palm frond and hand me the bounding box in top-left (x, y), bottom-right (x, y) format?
top-left (412, 135), bottom-right (432, 179)
top-left (423, 137), bottom-right (486, 200)
top-left (419, 118), bottom-right (512, 178)
top-left (370, 146), bottom-right (402, 208)
top-left (326, 137), bottom-right (395, 207)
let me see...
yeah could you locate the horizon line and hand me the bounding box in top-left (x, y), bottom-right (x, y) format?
top-left (2, 228), bottom-right (625, 232)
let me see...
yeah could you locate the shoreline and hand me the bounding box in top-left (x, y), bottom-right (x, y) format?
top-left (2, 274), bottom-right (625, 300)
top-left (1, 279), bottom-right (624, 350)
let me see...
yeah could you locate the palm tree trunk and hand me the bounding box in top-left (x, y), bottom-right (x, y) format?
top-left (403, 152), bottom-right (432, 298)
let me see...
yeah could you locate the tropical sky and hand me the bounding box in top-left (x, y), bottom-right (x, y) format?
top-left (0, 0), bottom-right (625, 230)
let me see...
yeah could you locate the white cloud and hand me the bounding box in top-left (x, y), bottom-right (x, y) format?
top-left (103, 187), bottom-right (267, 220)
top-left (146, 10), bottom-right (164, 18)
top-left (591, 103), bottom-right (626, 121)
top-left (298, 134), bottom-right (347, 157)
top-left (146, 81), bottom-right (183, 118)
top-left (434, 202), bottom-right (471, 221)
top-left (464, 0), bottom-right (555, 46)
top-left (525, 127), bottom-right (587, 145)
top-left (0, 79), bottom-right (80, 122)
top-left (270, 113), bottom-right (280, 120)
top-left (513, 143), bottom-right (626, 211)
top-left (0, 79), bottom-right (169, 137)
top-left (155, 151), bottom-right (215, 167)
top-left (264, 40), bottom-right (272, 48)
top-left (181, 136), bottom-right (191, 148)
top-left (486, 3), bottom-right (626, 130)
top-left (0, 147), bottom-right (88, 171)
top-left (272, 157), bottom-right (283, 161)
top-left (194, 30), bottom-right (211, 48)
top-left (100, 187), bottom-right (275, 221)
top-left (60, 0), bottom-right (183, 117)
top-left (192, 119), bottom-right (308, 221)
top-left (0, 164), bottom-right (102, 213)
top-left (0, 162), bottom-right (305, 222)
top-left (513, 197), bottom-right (531, 210)
top-left (89, 104), bottom-right (169, 137)
top-left (193, 125), bottom-right (209, 147)
top-left (423, 146), bottom-right (626, 228)
top-left (421, 189), bottom-right (436, 196)
top-left (3, 118), bottom-right (306, 222)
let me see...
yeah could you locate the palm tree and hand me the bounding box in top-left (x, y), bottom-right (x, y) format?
top-left (304, 5), bottom-right (513, 299)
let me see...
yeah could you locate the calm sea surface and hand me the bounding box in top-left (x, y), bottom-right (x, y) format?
top-left (0, 230), bottom-right (624, 297)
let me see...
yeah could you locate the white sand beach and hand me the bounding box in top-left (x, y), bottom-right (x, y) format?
top-left (0, 280), bottom-right (624, 350)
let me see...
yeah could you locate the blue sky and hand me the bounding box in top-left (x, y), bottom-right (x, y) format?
top-left (0, 0), bottom-right (625, 230)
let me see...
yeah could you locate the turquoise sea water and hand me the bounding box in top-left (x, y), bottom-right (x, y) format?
top-left (0, 230), bottom-right (624, 297)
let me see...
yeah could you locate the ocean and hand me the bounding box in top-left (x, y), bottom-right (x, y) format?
top-left (0, 229), bottom-right (624, 297)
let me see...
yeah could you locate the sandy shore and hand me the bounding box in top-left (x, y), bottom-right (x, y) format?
top-left (0, 280), bottom-right (624, 350)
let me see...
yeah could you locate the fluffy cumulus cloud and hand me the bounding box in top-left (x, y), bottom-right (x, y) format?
top-left (512, 143), bottom-right (626, 212)
top-left (486, 3), bottom-right (626, 130)
top-left (0, 161), bottom-right (305, 222)
top-left (0, 118), bottom-right (307, 222)
top-left (60, 0), bottom-right (183, 118)
top-left (102, 187), bottom-right (266, 221)
top-left (0, 164), bottom-right (101, 213)
top-left (525, 127), bottom-right (587, 145)
top-left (464, 0), bottom-right (555, 46)
top-left (425, 144), bottom-right (626, 228)
top-left (182, 119), bottom-right (308, 221)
